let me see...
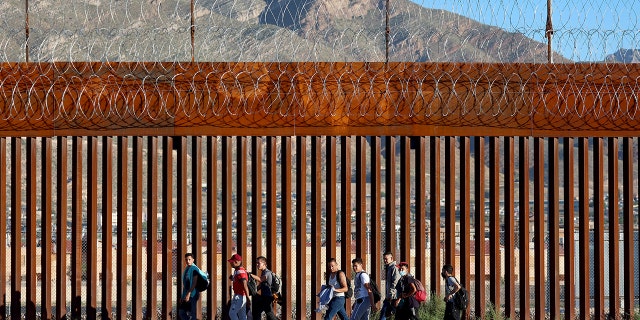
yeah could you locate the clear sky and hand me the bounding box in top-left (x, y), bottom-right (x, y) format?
top-left (411, 0), bottom-right (639, 62)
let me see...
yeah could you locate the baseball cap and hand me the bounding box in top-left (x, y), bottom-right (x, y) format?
top-left (227, 253), bottom-right (242, 263)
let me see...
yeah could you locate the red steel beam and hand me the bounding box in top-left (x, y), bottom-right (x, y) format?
top-left (191, 136), bottom-right (203, 320)
top-left (370, 137), bottom-right (383, 296)
top-left (132, 136), bottom-right (144, 319)
top-left (295, 136), bottom-right (308, 320)
top-left (41, 137), bottom-right (53, 320)
top-left (416, 137), bottom-right (428, 288)
top-left (56, 137), bottom-right (67, 320)
top-left (116, 136), bottom-right (128, 319)
top-left (548, 138), bottom-right (561, 319)
top-left (147, 136), bottom-right (159, 320)
top-left (473, 136), bottom-right (485, 318)
top-left (594, 138), bottom-right (605, 319)
top-left (623, 137), bottom-right (635, 318)
top-left (429, 137), bottom-right (441, 295)
top-left (101, 137), bottom-right (113, 320)
top-left (563, 137), bottom-right (576, 320)
top-left (503, 137), bottom-right (516, 320)
top-left (310, 136), bottom-right (322, 320)
top-left (71, 136), bottom-right (82, 319)
top-left (400, 136), bottom-right (411, 263)
top-left (206, 136), bottom-right (218, 320)
top-left (518, 137), bottom-right (530, 319)
top-left (533, 137), bottom-right (545, 319)
top-left (161, 137), bottom-right (174, 319)
top-left (340, 136), bottom-right (352, 270)
top-left (578, 137), bottom-right (590, 318)
top-left (266, 137), bottom-right (278, 270)
top-left (489, 137), bottom-right (500, 309)
top-left (236, 137), bottom-right (247, 255)
top-left (251, 137), bottom-right (264, 260)
top-left (0, 138), bottom-right (5, 320)
top-left (608, 137), bottom-right (620, 319)
top-left (26, 138), bottom-right (36, 319)
top-left (177, 136), bottom-right (188, 309)
top-left (355, 137), bottom-right (367, 262)
top-left (87, 136), bottom-right (98, 320)
top-left (281, 136), bottom-right (293, 317)
top-left (11, 138), bottom-right (21, 318)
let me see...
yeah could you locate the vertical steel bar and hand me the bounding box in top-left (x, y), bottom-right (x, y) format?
top-left (608, 137), bottom-right (620, 318)
top-left (147, 136), bottom-right (158, 320)
top-left (340, 136), bottom-right (352, 266)
top-left (86, 137), bottom-right (98, 320)
top-left (549, 138), bottom-right (561, 319)
top-left (26, 138), bottom-right (36, 319)
top-left (71, 136), bottom-right (82, 319)
top-left (594, 138), bottom-right (605, 319)
top-left (162, 136), bottom-right (174, 319)
top-left (355, 137), bottom-right (367, 262)
top-left (430, 137), bottom-right (441, 294)
top-left (177, 136), bottom-right (188, 307)
top-left (474, 136), bottom-right (486, 318)
top-left (385, 136), bottom-right (396, 256)
top-left (623, 138), bottom-right (634, 317)
top-left (311, 137), bottom-right (322, 320)
top-left (326, 137), bottom-right (337, 263)
top-left (489, 137), bottom-right (500, 308)
top-left (41, 137), bottom-right (52, 320)
top-left (578, 137), bottom-right (590, 318)
top-left (416, 137), bottom-right (428, 287)
top-left (101, 137), bottom-right (113, 320)
top-left (0, 138), bottom-right (5, 320)
top-left (503, 137), bottom-right (515, 319)
top-left (533, 138), bottom-right (545, 319)
top-left (251, 137), bottom-right (263, 259)
top-left (281, 137), bottom-right (293, 317)
top-left (370, 137), bottom-right (382, 292)
top-left (132, 137), bottom-right (143, 319)
top-left (56, 136), bottom-right (67, 320)
top-left (11, 137), bottom-right (21, 319)
top-left (206, 137), bottom-right (218, 320)
top-left (191, 136), bottom-right (203, 320)
top-left (518, 137), bottom-right (530, 319)
top-left (563, 137), bottom-right (576, 320)
top-left (400, 137), bottom-right (411, 262)
top-left (236, 137), bottom-right (247, 254)
top-left (266, 137), bottom-right (278, 269)
top-left (445, 137), bottom-right (456, 266)
top-left (116, 136), bottom-right (128, 319)
top-left (295, 136), bottom-right (308, 320)
top-left (222, 137), bottom-right (233, 316)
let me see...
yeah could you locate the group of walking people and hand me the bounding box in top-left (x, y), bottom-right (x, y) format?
top-left (178, 251), bottom-right (464, 320)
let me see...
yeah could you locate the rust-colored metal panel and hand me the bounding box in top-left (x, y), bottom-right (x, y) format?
top-left (548, 138), bottom-right (560, 319)
top-left (370, 137), bottom-right (382, 293)
top-left (86, 137), bottom-right (98, 320)
top-left (147, 136), bottom-right (159, 320)
top-left (340, 136), bottom-right (352, 269)
top-left (251, 137), bottom-right (263, 260)
top-left (385, 137), bottom-right (396, 258)
top-left (310, 137), bottom-right (322, 320)
top-left (578, 137), bottom-right (590, 318)
top-left (355, 137), bottom-right (367, 261)
top-left (26, 138), bottom-right (36, 319)
top-left (326, 136), bottom-right (337, 263)
top-left (400, 136), bottom-right (411, 262)
top-left (221, 136), bottom-right (233, 316)
top-left (445, 137), bottom-right (456, 267)
top-left (489, 137), bottom-right (500, 308)
top-left (101, 136), bottom-right (113, 320)
top-left (116, 136), bottom-right (128, 319)
top-left (191, 136), bottom-right (203, 320)
top-left (206, 136), bottom-right (218, 320)
top-left (623, 137), bottom-right (635, 317)
top-left (518, 137), bottom-right (530, 319)
top-left (473, 136), bottom-right (485, 318)
top-left (0, 138), bottom-right (5, 320)
top-left (503, 137), bottom-right (515, 320)
top-left (56, 136), bottom-right (67, 320)
top-left (162, 136), bottom-right (174, 319)
top-left (177, 136), bottom-right (188, 307)
top-left (429, 136), bottom-right (441, 294)
top-left (0, 62), bottom-right (639, 137)
top-left (281, 136), bottom-right (293, 317)
top-left (416, 137), bottom-right (428, 289)
top-left (563, 137), bottom-right (575, 320)
top-left (71, 136), bottom-right (83, 319)
top-left (295, 136), bottom-right (308, 320)
top-left (132, 137), bottom-right (144, 319)
top-left (593, 138), bottom-right (605, 319)
top-left (236, 137), bottom-right (247, 253)
top-left (41, 137), bottom-right (52, 320)
top-left (266, 137), bottom-right (278, 269)
top-left (533, 138), bottom-right (545, 319)
top-left (10, 138), bottom-right (21, 318)
top-left (608, 137), bottom-right (620, 318)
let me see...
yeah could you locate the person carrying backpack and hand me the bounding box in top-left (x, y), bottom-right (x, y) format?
top-left (180, 253), bottom-right (202, 320)
top-left (323, 258), bottom-right (349, 320)
top-left (350, 258), bottom-right (378, 320)
top-left (393, 262), bottom-right (419, 320)
top-left (380, 252), bottom-right (401, 320)
top-left (249, 256), bottom-right (278, 320)
top-left (442, 264), bottom-right (462, 320)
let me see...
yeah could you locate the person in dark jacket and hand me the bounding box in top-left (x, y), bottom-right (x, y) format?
top-left (380, 251), bottom-right (401, 320)
top-left (393, 262), bottom-right (419, 320)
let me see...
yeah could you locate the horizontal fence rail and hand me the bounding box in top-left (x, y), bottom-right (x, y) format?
top-left (0, 135), bottom-right (638, 320)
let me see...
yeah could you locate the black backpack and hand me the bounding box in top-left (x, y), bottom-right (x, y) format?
top-left (247, 274), bottom-right (259, 296)
top-left (368, 277), bottom-right (382, 303)
top-left (453, 278), bottom-right (469, 310)
top-left (194, 270), bottom-right (211, 293)
top-left (339, 270), bottom-right (353, 299)
top-left (270, 272), bottom-right (281, 294)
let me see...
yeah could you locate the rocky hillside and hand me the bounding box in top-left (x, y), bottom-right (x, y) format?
top-left (0, 0), bottom-right (569, 62)
top-left (605, 49), bottom-right (640, 63)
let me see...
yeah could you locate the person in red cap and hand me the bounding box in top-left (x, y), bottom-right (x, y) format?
top-left (228, 253), bottom-right (250, 320)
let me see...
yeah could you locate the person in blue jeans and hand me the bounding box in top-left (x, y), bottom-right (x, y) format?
top-left (380, 251), bottom-right (401, 320)
top-left (324, 258), bottom-right (349, 320)
top-left (179, 253), bottom-right (201, 320)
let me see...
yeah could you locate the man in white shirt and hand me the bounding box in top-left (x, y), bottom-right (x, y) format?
top-left (350, 258), bottom-right (377, 320)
